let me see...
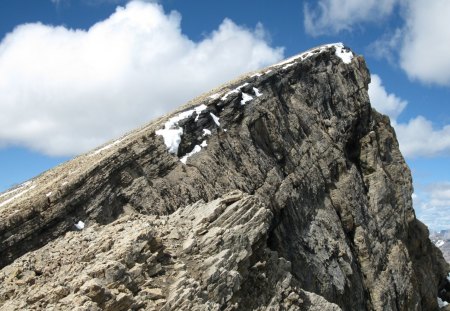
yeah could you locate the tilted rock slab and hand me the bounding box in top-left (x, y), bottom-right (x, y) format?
top-left (0, 43), bottom-right (449, 310)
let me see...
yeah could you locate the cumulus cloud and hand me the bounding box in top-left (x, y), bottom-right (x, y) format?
top-left (51, 0), bottom-right (139, 5)
top-left (304, 0), bottom-right (450, 86)
top-left (0, 1), bottom-right (283, 156)
top-left (368, 74), bottom-right (407, 120)
top-left (399, 0), bottom-right (450, 86)
top-left (414, 183), bottom-right (450, 230)
top-left (368, 74), bottom-right (450, 158)
top-left (393, 117), bottom-right (450, 158)
top-left (303, 0), bottom-right (398, 36)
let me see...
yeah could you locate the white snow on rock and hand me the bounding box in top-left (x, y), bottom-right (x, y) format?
top-left (75, 221), bottom-right (85, 230)
top-left (269, 42), bottom-right (353, 71)
top-left (271, 54), bottom-right (303, 68)
top-left (436, 240), bottom-right (445, 247)
top-left (0, 184), bottom-right (36, 208)
top-left (221, 83), bottom-right (249, 101)
top-left (210, 113), bottom-right (220, 126)
top-left (180, 145), bottom-right (202, 164)
top-left (156, 127), bottom-right (183, 155)
top-left (194, 104), bottom-right (207, 121)
top-left (46, 192), bottom-right (52, 197)
top-left (241, 93), bottom-right (253, 105)
top-left (333, 43), bottom-right (353, 64)
top-left (156, 43), bottom-right (352, 165)
top-left (209, 93), bottom-right (221, 100)
top-left (438, 297), bottom-right (448, 308)
top-left (282, 63), bottom-right (295, 70)
top-left (0, 189), bottom-right (17, 200)
top-left (91, 138), bottom-right (124, 156)
top-left (156, 104), bottom-right (208, 155)
top-left (250, 72), bottom-right (263, 78)
top-left (0, 181), bottom-right (32, 199)
top-left (253, 87), bottom-right (263, 97)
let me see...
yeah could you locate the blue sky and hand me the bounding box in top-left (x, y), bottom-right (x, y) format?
top-left (0, 0), bottom-right (449, 230)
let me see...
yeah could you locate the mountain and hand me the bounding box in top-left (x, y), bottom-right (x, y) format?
top-left (431, 231), bottom-right (450, 263)
top-left (0, 43), bottom-right (449, 311)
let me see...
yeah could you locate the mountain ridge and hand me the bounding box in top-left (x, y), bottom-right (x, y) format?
top-left (0, 43), bottom-right (449, 310)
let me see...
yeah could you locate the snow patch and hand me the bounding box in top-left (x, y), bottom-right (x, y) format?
top-left (0, 181), bottom-right (32, 199)
top-left (438, 297), bottom-right (448, 308)
top-left (91, 138), bottom-right (124, 156)
top-left (202, 129), bottom-right (212, 136)
top-left (333, 43), bottom-right (353, 64)
top-left (271, 54), bottom-right (303, 68)
top-left (209, 93), bottom-right (221, 100)
top-left (270, 43), bottom-right (353, 71)
top-left (253, 87), bottom-right (263, 97)
top-left (210, 113), bottom-right (220, 126)
top-left (200, 140), bottom-right (207, 147)
top-left (46, 192), bottom-right (52, 197)
top-left (241, 93), bottom-right (253, 105)
top-left (282, 63), bottom-right (295, 70)
top-left (180, 145), bottom-right (202, 164)
top-left (156, 104), bottom-right (208, 154)
top-left (75, 221), bottom-right (85, 230)
top-left (0, 184), bottom-right (36, 208)
top-left (250, 72), bottom-right (263, 78)
top-left (436, 240), bottom-right (445, 247)
top-left (156, 127), bottom-right (183, 155)
top-left (194, 104), bottom-right (207, 121)
top-left (221, 83), bottom-right (249, 100)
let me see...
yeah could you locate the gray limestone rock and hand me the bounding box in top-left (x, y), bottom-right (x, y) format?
top-left (0, 43), bottom-right (449, 310)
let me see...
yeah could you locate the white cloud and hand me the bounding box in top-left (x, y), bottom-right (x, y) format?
top-left (51, 0), bottom-right (142, 5)
top-left (414, 183), bottom-right (450, 231)
top-left (303, 0), bottom-right (398, 36)
top-left (0, 1), bottom-right (283, 156)
top-left (368, 28), bottom-right (403, 65)
top-left (392, 117), bottom-right (450, 158)
top-left (368, 74), bottom-right (407, 120)
top-left (369, 74), bottom-right (450, 158)
top-left (399, 0), bottom-right (450, 86)
top-left (304, 0), bottom-right (450, 86)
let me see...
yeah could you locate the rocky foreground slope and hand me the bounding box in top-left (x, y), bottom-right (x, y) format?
top-left (0, 43), bottom-right (449, 311)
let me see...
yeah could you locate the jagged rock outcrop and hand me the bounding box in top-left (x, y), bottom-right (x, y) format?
top-left (0, 43), bottom-right (449, 310)
top-left (0, 191), bottom-right (341, 310)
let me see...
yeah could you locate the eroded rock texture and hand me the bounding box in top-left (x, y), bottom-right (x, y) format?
top-left (0, 44), bottom-right (449, 310)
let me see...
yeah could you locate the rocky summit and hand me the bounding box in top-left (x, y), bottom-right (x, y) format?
top-left (0, 43), bottom-right (449, 311)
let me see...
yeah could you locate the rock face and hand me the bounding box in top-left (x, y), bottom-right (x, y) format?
top-left (0, 43), bottom-right (449, 310)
